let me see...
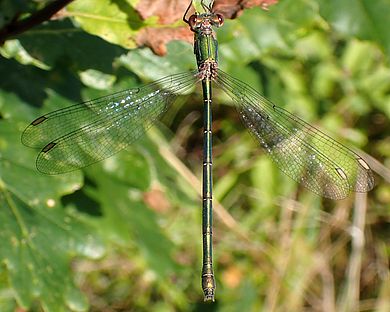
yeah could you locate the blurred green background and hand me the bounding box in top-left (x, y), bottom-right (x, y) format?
top-left (0, 0), bottom-right (389, 311)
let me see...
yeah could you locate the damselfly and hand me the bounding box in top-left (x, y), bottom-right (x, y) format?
top-left (21, 0), bottom-right (375, 302)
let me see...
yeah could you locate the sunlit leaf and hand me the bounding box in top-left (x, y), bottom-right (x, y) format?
top-left (0, 92), bottom-right (104, 312)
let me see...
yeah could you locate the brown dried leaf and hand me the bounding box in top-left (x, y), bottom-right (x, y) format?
top-left (135, 26), bottom-right (193, 56)
top-left (136, 0), bottom-right (189, 25)
top-left (136, 0), bottom-right (278, 24)
top-left (134, 0), bottom-right (278, 55)
top-left (213, 0), bottom-right (278, 18)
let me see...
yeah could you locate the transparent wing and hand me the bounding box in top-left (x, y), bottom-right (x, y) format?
top-left (216, 69), bottom-right (374, 199)
top-left (22, 71), bottom-right (198, 174)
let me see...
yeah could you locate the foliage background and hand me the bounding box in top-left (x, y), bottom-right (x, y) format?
top-left (0, 0), bottom-right (389, 311)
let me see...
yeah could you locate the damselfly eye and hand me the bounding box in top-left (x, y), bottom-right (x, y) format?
top-left (188, 14), bottom-right (198, 30)
top-left (213, 13), bottom-right (224, 27)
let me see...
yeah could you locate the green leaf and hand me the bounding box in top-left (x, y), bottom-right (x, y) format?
top-left (118, 40), bottom-right (194, 81)
top-left (18, 20), bottom-right (126, 72)
top-left (79, 69), bottom-right (116, 90)
top-left (0, 40), bottom-right (50, 70)
top-left (0, 91), bottom-right (104, 311)
top-left (318, 0), bottom-right (390, 59)
top-left (0, 191), bottom-right (93, 311)
top-left (67, 0), bottom-right (152, 50)
top-left (0, 0), bottom-right (31, 29)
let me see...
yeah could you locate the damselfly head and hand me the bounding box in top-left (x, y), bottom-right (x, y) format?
top-left (187, 13), bottom-right (224, 32)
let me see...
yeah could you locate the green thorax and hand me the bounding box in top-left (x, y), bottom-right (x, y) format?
top-left (188, 12), bottom-right (223, 67)
top-left (194, 28), bottom-right (218, 66)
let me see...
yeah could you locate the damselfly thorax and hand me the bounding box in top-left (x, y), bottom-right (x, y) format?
top-left (186, 11), bottom-right (223, 80)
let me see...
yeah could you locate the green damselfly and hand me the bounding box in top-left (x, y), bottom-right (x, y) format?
top-left (22, 0), bottom-right (375, 302)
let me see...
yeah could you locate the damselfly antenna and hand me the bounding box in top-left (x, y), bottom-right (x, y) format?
top-left (183, 0), bottom-right (215, 23)
top-left (183, 0), bottom-right (195, 23)
top-left (201, 0), bottom-right (214, 12)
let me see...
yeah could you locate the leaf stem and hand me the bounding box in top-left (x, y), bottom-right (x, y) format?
top-left (0, 0), bottom-right (75, 44)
